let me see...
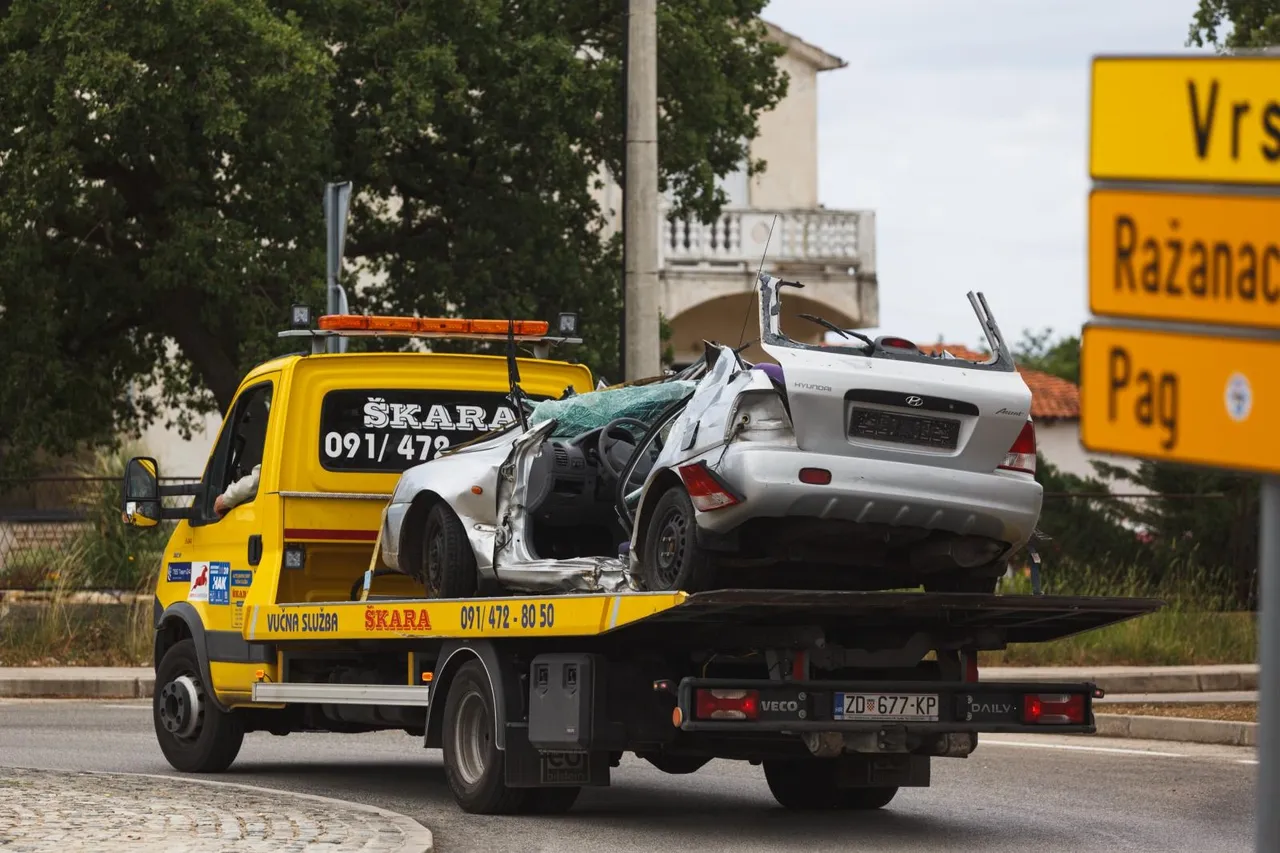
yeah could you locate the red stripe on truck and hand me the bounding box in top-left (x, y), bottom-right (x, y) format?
top-left (284, 528), bottom-right (378, 542)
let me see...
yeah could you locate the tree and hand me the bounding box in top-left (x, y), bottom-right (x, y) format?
top-left (1189, 0), bottom-right (1280, 49)
top-left (0, 0), bottom-right (334, 478)
top-left (1011, 328), bottom-right (1080, 383)
top-left (0, 0), bottom-right (787, 478)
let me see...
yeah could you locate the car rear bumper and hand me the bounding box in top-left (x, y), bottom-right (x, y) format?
top-left (698, 444), bottom-right (1043, 547)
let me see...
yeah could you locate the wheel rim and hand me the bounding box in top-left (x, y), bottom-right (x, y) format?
top-left (158, 674), bottom-right (203, 740)
top-left (452, 688), bottom-right (491, 786)
top-left (654, 506), bottom-right (687, 589)
top-left (426, 522), bottom-right (445, 594)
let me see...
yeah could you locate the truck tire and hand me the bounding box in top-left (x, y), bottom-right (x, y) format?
top-left (640, 486), bottom-right (716, 592)
top-left (762, 760), bottom-right (898, 811)
top-left (441, 660), bottom-right (527, 814)
top-left (153, 639), bottom-right (244, 773)
top-left (424, 502), bottom-right (478, 599)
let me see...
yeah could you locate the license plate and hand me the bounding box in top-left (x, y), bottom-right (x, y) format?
top-left (849, 408), bottom-right (960, 450)
top-left (833, 693), bottom-right (940, 722)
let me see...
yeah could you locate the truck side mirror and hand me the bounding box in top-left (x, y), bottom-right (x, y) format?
top-left (122, 456), bottom-right (162, 528)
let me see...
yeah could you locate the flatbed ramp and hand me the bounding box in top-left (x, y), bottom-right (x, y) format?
top-left (245, 589), bottom-right (1162, 647)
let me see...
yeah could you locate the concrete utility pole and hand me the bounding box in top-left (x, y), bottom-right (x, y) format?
top-left (623, 0), bottom-right (660, 380)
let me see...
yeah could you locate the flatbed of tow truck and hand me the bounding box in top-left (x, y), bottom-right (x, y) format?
top-left (148, 586), bottom-right (1164, 814)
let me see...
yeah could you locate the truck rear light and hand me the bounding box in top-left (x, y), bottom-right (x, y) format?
top-left (1022, 693), bottom-right (1085, 725)
top-left (677, 462), bottom-right (743, 512)
top-left (999, 419), bottom-right (1036, 475)
top-left (694, 688), bottom-right (759, 720)
top-left (965, 654), bottom-right (979, 683)
top-left (799, 467), bottom-right (831, 485)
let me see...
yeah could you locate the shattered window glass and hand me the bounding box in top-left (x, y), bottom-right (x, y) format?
top-left (529, 380), bottom-right (697, 438)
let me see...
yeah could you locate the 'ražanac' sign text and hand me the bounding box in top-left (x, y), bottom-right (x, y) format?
top-left (1089, 188), bottom-right (1280, 330)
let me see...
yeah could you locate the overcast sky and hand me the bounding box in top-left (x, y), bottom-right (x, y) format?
top-left (759, 0), bottom-right (1211, 350)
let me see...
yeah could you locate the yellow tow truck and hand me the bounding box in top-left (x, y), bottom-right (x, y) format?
top-left (121, 308), bottom-right (1162, 815)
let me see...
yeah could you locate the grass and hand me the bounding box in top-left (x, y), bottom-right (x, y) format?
top-left (982, 610), bottom-right (1256, 667)
top-left (1095, 703), bottom-right (1257, 723)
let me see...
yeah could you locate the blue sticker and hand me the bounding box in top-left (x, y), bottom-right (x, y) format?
top-left (208, 562), bottom-right (231, 605)
top-left (166, 562), bottom-right (192, 583)
top-left (230, 570), bottom-right (254, 588)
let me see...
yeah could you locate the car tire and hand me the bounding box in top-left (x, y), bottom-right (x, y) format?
top-left (442, 660), bottom-right (529, 814)
top-left (640, 486), bottom-right (716, 592)
top-left (153, 639), bottom-right (244, 773)
top-left (423, 502), bottom-right (478, 599)
top-left (762, 760), bottom-right (898, 811)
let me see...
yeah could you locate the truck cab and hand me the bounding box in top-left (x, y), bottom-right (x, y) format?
top-left (123, 312), bottom-right (591, 709)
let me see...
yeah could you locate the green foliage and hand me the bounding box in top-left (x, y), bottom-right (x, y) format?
top-left (1189, 0), bottom-right (1280, 50)
top-left (0, 0), bottom-right (786, 477)
top-left (1011, 328), bottom-right (1080, 383)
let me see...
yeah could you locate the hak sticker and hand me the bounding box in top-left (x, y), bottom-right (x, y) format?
top-left (208, 563), bottom-right (231, 606)
top-left (166, 562), bottom-right (192, 583)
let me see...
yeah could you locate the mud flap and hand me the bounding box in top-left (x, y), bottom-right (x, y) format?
top-left (503, 723), bottom-right (612, 788)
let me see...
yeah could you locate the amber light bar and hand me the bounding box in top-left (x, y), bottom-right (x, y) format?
top-left (317, 315), bottom-right (551, 337)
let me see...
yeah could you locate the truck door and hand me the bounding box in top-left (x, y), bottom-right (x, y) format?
top-left (187, 376), bottom-right (279, 633)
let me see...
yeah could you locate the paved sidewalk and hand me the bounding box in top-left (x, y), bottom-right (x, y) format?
top-left (0, 767), bottom-right (432, 852)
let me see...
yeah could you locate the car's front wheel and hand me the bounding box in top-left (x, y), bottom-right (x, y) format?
top-left (423, 502), bottom-right (478, 599)
top-left (640, 486), bottom-right (717, 592)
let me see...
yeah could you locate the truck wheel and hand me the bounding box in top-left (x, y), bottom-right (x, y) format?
top-left (153, 639), bottom-right (244, 773)
top-left (762, 760), bottom-right (898, 810)
top-left (640, 486), bottom-right (716, 592)
top-left (442, 660), bottom-right (527, 814)
top-left (424, 502), bottom-right (478, 599)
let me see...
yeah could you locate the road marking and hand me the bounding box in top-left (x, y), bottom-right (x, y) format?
top-left (982, 739), bottom-right (1186, 758)
top-left (1239, 759), bottom-right (1259, 765)
top-left (102, 705), bottom-right (151, 710)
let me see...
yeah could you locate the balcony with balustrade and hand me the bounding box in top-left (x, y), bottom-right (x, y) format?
top-left (659, 207), bottom-right (877, 367)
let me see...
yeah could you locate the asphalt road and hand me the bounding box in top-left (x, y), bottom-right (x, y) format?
top-left (0, 699), bottom-right (1257, 853)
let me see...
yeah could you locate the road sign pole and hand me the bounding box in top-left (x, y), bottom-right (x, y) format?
top-left (1259, 476), bottom-right (1280, 852)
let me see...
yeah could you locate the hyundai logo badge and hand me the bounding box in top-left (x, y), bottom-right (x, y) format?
top-left (905, 396), bottom-right (924, 407)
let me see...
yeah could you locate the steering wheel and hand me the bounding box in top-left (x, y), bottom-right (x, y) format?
top-left (596, 417), bottom-right (651, 483)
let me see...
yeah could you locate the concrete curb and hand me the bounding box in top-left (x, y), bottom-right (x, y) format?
top-left (1094, 713), bottom-right (1257, 747)
top-left (982, 665), bottom-right (1258, 696)
top-left (0, 668), bottom-right (154, 699)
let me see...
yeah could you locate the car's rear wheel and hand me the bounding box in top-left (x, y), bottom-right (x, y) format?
top-left (640, 486), bottom-right (716, 592)
top-left (763, 759), bottom-right (898, 810)
top-left (423, 502), bottom-right (478, 599)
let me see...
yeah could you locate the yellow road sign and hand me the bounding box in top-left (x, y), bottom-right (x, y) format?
top-left (1089, 188), bottom-right (1280, 330)
top-left (1081, 324), bottom-right (1280, 474)
top-left (1090, 55), bottom-right (1280, 185)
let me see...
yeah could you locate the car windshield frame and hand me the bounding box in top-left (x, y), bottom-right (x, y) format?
top-left (755, 273), bottom-right (1018, 373)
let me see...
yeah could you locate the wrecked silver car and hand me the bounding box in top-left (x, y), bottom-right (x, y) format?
top-left (378, 273), bottom-right (1043, 596)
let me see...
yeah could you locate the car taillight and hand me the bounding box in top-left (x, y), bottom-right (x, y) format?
top-left (677, 462), bottom-right (742, 512)
top-left (694, 688), bottom-right (759, 720)
top-left (1022, 693), bottom-right (1085, 724)
top-left (965, 654), bottom-right (979, 683)
top-left (999, 419), bottom-right (1036, 475)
